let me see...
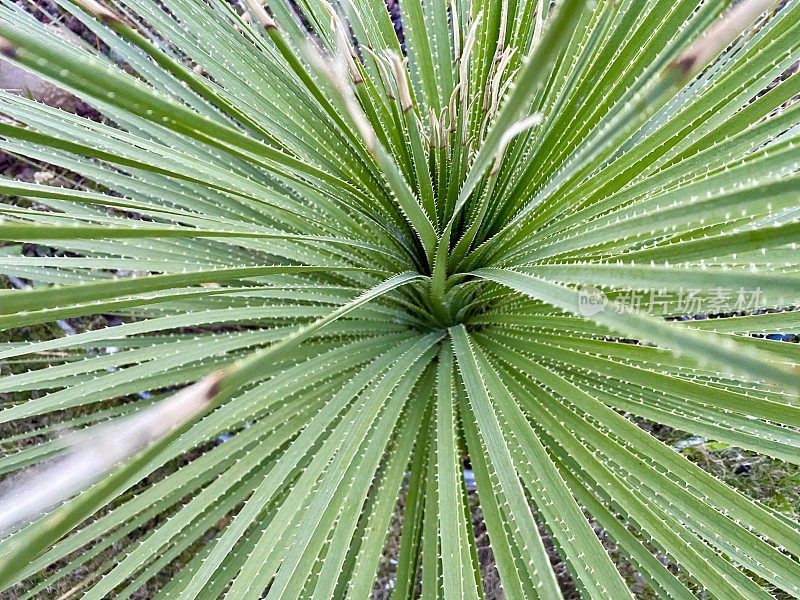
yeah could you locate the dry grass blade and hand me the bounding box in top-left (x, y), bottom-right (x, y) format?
top-left (0, 372), bottom-right (225, 534)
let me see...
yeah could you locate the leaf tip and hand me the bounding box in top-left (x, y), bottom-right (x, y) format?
top-left (0, 37), bottom-right (16, 59)
top-left (387, 52), bottom-right (413, 113)
top-left (669, 54), bottom-right (697, 76)
top-left (242, 0), bottom-right (276, 30)
top-left (205, 370), bottom-right (226, 400)
top-left (75, 0), bottom-right (123, 23)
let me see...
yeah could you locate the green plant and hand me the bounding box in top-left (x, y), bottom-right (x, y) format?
top-left (0, 0), bottom-right (798, 596)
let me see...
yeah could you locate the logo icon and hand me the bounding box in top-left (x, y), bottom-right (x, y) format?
top-left (577, 285), bottom-right (608, 317)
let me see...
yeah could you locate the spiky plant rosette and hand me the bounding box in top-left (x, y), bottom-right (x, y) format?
top-left (0, 0), bottom-right (799, 597)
